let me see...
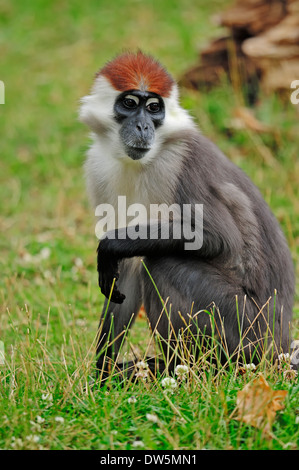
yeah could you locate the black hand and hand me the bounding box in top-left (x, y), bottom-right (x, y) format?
top-left (97, 244), bottom-right (126, 304)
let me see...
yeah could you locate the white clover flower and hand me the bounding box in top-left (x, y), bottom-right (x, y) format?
top-left (128, 396), bottom-right (137, 404)
top-left (54, 417), bottom-right (64, 424)
top-left (75, 318), bottom-right (86, 327)
top-left (74, 257), bottom-right (83, 267)
top-left (135, 360), bottom-right (149, 380)
top-left (175, 364), bottom-right (189, 377)
top-left (26, 434), bottom-right (40, 444)
top-left (44, 270), bottom-right (55, 282)
top-left (146, 413), bottom-right (159, 423)
top-left (41, 392), bottom-right (53, 402)
top-left (161, 377), bottom-right (177, 393)
top-left (132, 440), bottom-right (145, 448)
top-left (135, 371), bottom-right (149, 379)
top-left (39, 247), bottom-right (51, 260)
top-left (278, 353), bottom-right (291, 363)
top-left (161, 377), bottom-right (177, 387)
top-left (136, 360), bottom-right (148, 369)
top-left (244, 363), bottom-right (256, 371)
top-left (11, 436), bottom-right (24, 449)
top-left (36, 416), bottom-right (45, 424)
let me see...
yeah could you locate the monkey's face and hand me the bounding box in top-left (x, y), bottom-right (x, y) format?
top-left (114, 90), bottom-right (165, 161)
top-left (79, 52), bottom-right (196, 165)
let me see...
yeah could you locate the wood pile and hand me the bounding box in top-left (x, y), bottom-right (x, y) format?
top-left (181, 0), bottom-right (299, 95)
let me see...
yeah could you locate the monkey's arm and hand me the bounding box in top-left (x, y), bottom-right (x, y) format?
top-left (97, 223), bottom-right (182, 303)
top-left (97, 217), bottom-right (242, 303)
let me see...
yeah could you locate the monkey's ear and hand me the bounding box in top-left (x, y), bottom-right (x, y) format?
top-left (161, 84), bottom-right (195, 137)
top-left (78, 76), bottom-right (118, 134)
top-left (79, 96), bottom-right (112, 134)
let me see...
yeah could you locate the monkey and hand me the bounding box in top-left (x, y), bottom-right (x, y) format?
top-left (79, 51), bottom-right (295, 378)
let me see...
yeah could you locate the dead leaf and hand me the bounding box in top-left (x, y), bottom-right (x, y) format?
top-left (233, 373), bottom-right (288, 435)
top-left (138, 305), bottom-right (146, 319)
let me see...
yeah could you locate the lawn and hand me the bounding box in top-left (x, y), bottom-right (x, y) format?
top-left (0, 0), bottom-right (298, 451)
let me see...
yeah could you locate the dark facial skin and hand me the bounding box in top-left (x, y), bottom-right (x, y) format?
top-left (114, 90), bottom-right (165, 160)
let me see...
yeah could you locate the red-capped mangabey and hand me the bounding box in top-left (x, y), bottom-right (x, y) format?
top-left (79, 51), bottom-right (295, 379)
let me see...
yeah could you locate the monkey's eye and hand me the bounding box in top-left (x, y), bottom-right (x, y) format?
top-left (123, 99), bottom-right (137, 109)
top-left (147, 102), bottom-right (160, 113)
top-left (146, 98), bottom-right (161, 113)
top-left (123, 95), bottom-right (139, 109)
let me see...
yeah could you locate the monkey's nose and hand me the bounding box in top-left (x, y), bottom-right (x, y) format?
top-left (136, 121), bottom-right (149, 138)
top-left (136, 122), bottom-right (148, 131)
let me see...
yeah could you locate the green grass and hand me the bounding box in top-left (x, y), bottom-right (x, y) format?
top-left (0, 0), bottom-right (298, 451)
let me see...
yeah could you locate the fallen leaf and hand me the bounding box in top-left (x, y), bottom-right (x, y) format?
top-left (138, 305), bottom-right (146, 319)
top-left (233, 373), bottom-right (288, 435)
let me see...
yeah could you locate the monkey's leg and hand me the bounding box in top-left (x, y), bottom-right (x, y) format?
top-left (142, 256), bottom-right (265, 372)
top-left (96, 258), bottom-right (143, 378)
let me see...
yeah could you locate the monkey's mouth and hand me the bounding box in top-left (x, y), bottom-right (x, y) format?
top-left (125, 145), bottom-right (151, 160)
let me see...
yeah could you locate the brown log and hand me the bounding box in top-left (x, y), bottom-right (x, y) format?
top-left (181, 0), bottom-right (299, 94)
top-left (220, 0), bottom-right (287, 36)
top-left (242, 7), bottom-right (299, 91)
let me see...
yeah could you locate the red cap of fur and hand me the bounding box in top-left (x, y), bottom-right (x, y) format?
top-left (98, 51), bottom-right (175, 97)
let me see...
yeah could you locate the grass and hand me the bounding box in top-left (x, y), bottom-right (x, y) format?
top-left (0, 0), bottom-right (298, 451)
